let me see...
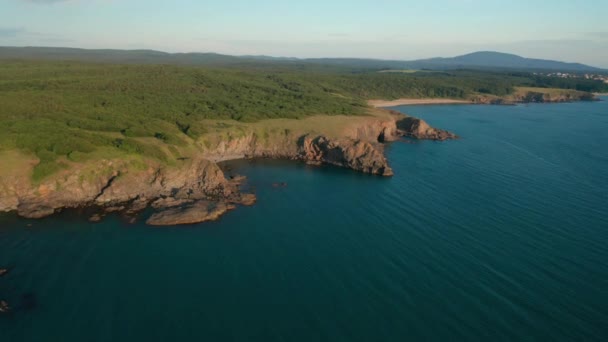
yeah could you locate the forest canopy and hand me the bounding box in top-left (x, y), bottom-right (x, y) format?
top-left (1, 60), bottom-right (606, 179)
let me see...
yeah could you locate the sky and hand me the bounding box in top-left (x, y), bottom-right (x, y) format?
top-left (1, 0), bottom-right (608, 67)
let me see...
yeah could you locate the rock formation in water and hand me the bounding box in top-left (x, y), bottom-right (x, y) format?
top-left (0, 111), bottom-right (455, 225)
top-left (147, 200), bottom-right (233, 226)
top-left (298, 136), bottom-right (394, 176)
top-left (395, 116), bottom-right (457, 141)
top-left (0, 268), bottom-right (8, 314)
top-left (0, 300), bottom-right (9, 313)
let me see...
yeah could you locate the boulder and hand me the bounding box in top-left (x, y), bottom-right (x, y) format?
top-left (146, 200), bottom-right (233, 226)
top-left (17, 202), bottom-right (56, 219)
top-left (0, 300), bottom-right (9, 313)
top-left (88, 214), bottom-right (103, 223)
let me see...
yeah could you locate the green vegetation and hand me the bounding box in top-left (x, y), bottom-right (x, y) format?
top-left (1, 60), bottom-right (606, 180)
top-left (525, 74), bottom-right (608, 93)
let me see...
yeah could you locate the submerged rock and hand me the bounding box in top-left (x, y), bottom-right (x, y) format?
top-left (151, 197), bottom-right (194, 209)
top-left (20, 293), bottom-right (38, 311)
top-left (1, 269), bottom-right (10, 313)
top-left (146, 200), bottom-right (234, 226)
top-left (0, 300), bottom-right (9, 313)
top-left (88, 213), bottom-right (103, 223)
top-left (237, 193), bottom-right (257, 206)
top-left (104, 206), bottom-right (125, 213)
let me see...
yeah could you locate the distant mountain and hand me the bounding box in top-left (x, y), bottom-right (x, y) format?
top-left (408, 51), bottom-right (603, 72)
top-left (0, 46), bottom-right (604, 72)
top-left (306, 52), bottom-right (604, 72)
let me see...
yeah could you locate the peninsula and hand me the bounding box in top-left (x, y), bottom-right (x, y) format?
top-left (0, 52), bottom-right (606, 225)
top-left (0, 107), bottom-right (455, 225)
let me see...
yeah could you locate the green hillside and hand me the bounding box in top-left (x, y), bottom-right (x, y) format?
top-left (1, 60), bottom-right (606, 180)
top-left (2, 47), bottom-right (605, 72)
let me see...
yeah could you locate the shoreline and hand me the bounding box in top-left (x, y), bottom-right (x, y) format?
top-left (368, 98), bottom-right (471, 108)
top-left (0, 111), bottom-right (456, 225)
top-left (369, 92), bottom-right (600, 108)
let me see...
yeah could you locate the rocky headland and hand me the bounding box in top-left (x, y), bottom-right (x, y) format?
top-left (0, 110), bottom-right (456, 225)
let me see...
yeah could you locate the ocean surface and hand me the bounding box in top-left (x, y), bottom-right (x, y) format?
top-left (1, 99), bottom-right (607, 341)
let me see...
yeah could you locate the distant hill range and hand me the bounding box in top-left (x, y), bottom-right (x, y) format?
top-left (303, 51), bottom-right (605, 72)
top-left (0, 46), bottom-right (604, 72)
top-left (405, 51), bottom-right (604, 72)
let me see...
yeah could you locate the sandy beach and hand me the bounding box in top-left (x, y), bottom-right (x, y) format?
top-left (368, 98), bottom-right (472, 108)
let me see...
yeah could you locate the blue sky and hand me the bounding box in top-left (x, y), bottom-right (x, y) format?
top-left (1, 0), bottom-right (607, 67)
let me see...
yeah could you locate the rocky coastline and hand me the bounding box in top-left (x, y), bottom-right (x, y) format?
top-left (372, 89), bottom-right (598, 108)
top-left (471, 89), bottom-right (598, 105)
top-left (0, 112), bottom-right (456, 226)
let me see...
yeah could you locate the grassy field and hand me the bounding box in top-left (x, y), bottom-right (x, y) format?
top-left (1, 60), bottom-right (606, 180)
top-left (0, 62), bottom-right (363, 180)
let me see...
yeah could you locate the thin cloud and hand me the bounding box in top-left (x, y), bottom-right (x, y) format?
top-left (327, 33), bottom-right (352, 38)
top-left (0, 26), bottom-right (73, 46)
top-left (514, 39), bottom-right (594, 45)
top-left (39, 37), bottom-right (75, 43)
top-left (0, 27), bottom-right (26, 37)
top-left (21, 0), bottom-right (71, 3)
top-left (587, 32), bottom-right (608, 39)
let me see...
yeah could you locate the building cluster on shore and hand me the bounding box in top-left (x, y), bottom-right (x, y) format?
top-left (534, 72), bottom-right (608, 83)
top-left (583, 74), bottom-right (608, 83)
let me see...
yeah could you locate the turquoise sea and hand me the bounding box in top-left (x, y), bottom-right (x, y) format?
top-left (1, 99), bottom-right (607, 341)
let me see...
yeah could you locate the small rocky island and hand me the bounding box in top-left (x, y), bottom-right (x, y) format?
top-left (0, 111), bottom-right (456, 226)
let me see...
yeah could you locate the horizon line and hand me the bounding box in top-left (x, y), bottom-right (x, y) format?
top-left (0, 45), bottom-right (604, 69)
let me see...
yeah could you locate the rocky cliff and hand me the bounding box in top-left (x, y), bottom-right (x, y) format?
top-left (0, 111), bottom-right (455, 225)
top-left (5, 157), bottom-right (251, 220)
top-left (395, 116), bottom-right (457, 141)
top-left (471, 88), bottom-right (597, 105)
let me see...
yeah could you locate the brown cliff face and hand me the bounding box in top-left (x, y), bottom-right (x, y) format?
top-left (511, 91), bottom-right (596, 103)
top-left (471, 90), bottom-right (597, 105)
top-left (298, 136), bottom-right (393, 176)
top-left (395, 116), bottom-right (458, 141)
top-left (204, 132), bottom-right (394, 176)
top-left (93, 158), bottom-right (230, 207)
top-left (14, 161), bottom-right (122, 219)
top-left (199, 115), bottom-right (400, 177)
top-left (5, 158), bottom-right (240, 220)
top-left (1, 110), bottom-right (456, 224)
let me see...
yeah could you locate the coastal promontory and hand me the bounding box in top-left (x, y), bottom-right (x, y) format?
top-left (0, 108), bottom-right (454, 225)
top-left (1, 60), bottom-right (601, 225)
